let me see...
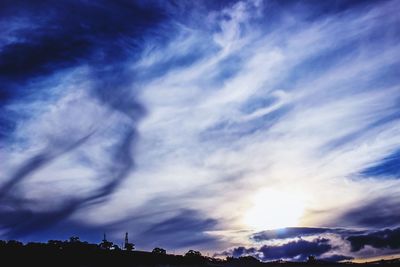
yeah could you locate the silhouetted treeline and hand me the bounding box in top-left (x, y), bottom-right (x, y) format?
top-left (0, 238), bottom-right (399, 267)
top-left (0, 238), bottom-right (219, 267)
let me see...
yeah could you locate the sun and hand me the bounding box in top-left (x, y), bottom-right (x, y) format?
top-left (243, 188), bottom-right (306, 230)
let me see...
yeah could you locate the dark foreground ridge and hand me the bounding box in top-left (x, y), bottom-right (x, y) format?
top-left (0, 237), bottom-right (399, 267)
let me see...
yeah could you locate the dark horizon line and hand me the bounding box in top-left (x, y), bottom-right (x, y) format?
top-left (1, 236), bottom-right (399, 265)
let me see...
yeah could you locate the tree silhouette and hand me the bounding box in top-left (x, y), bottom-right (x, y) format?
top-left (48, 240), bottom-right (63, 248)
top-left (7, 240), bottom-right (23, 248)
top-left (152, 247), bottom-right (167, 255)
top-left (124, 242), bottom-right (134, 251)
top-left (185, 249), bottom-right (202, 257)
top-left (0, 237), bottom-right (397, 266)
top-left (69, 236), bottom-right (80, 243)
top-left (99, 234), bottom-right (113, 250)
top-left (0, 240), bottom-right (6, 247)
top-left (112, 244), bottom-right (121, 250)
top-left (307, 255), bottom-right (316, 263)
top-left (123, 232), bottom-right (135, 251)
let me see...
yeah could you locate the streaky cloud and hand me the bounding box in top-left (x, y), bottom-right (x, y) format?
top-left (251, 227), bottom-right (366, 242)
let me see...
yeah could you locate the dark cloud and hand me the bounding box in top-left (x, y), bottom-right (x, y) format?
top-left (337, 196), bottom-right (400, 228)
top-left (251, 227), bottom-right (365, 241)
top-left (23, 220), bottom-right (108, 244)
top-left (3, 206), bottom-right (130, 244)
top-left (0, 200), bottom-right (82, 239)
top-left (0, 0), bottom-right (165, 83)
top-left (0, 0), bottom-right (166, 139)
top-left (347, 227), bottom-right (400, 252)
top-left (214, 246), bottom-right (257, 258)
top-left (231, 247), bottom-right (257, 258)
top-left (4, 207), bottom-right (222, 250)
top-left (139, 209), bottom-right (219, 249)
top-left (219, 237), bottom-right (333, 262)
top-left (259, 238), bottom-right (331, 261)
top-left (0, 127), bottom-right (138, 239)
top-left (218, 226), bottom-right (400, 262)
top-left (0, 0), bottom-right (164, 238)
top-left (0, 132), bottom-right (95, 198)
top-left (0, 132), bottom-right (97, 238)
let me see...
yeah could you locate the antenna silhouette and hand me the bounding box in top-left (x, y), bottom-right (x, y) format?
top-left (123, 232), bottom-right (134, 251)
top-left (124, 232), bottom-right (128, 247)
top-left (100, 233), bottom-right (113, 250)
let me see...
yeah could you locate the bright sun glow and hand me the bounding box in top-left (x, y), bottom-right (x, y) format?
top-left (244, 188), bottom-right (306, 230)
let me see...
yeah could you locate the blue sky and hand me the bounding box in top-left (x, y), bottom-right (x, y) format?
top-left (1, 0), bottom-right (400, 262)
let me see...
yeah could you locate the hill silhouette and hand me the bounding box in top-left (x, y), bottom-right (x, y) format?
top-left (0, 237), bottom-right (399, 267)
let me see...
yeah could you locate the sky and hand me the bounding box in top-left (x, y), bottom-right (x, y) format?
top-left (0, 0), bottom-right (400, 262)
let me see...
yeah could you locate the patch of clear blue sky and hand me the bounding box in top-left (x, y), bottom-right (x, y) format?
top-left (361, 149), bottom-right (400, 179)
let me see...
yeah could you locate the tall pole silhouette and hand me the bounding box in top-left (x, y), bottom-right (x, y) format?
top-left (123, 232), bottom-right (134, 251)
top-left (124, 232), bottom-right (128, 248)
